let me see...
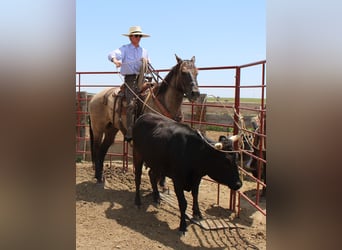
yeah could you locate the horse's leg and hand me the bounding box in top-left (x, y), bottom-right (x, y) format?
top-left (88, 117), bottom-right (96, 170)
top-left (148, 169), bottom-right (161, 205)
top-left (173, 180), bottom-right (188, 234)
top-left (90, 125), bottom-right (105, 183)
top-left (95, 127), bottom-right (118, 183)
top-left (191, 179), bottom-right (203, 220)
top-left (133, 149), bottom-right (143, 207)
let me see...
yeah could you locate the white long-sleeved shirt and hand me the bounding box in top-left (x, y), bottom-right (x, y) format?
top-left (108, 43), bottom-right (149, 75)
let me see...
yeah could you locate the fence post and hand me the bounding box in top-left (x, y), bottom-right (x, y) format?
top-left (230, 66), bottom-right (241, 211)
top-left (193, 93), bottom-right (207, 134)
top-left (76, 91), bottom-right (88, 161)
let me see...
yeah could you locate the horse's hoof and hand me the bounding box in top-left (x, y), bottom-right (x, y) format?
top-left (134, 199), bottom-right (142, 208)
top-left (178, 230), bottom-right (186, 237)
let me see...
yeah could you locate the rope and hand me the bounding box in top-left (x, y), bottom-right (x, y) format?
top-left (115, 63), bottom-right (259, 155)
top-left (193, 94), bottom-right (253, 151)
top-left (196, 129), bottom-right (240, 153)
top-left (114, 61), bottom-right (173, 120)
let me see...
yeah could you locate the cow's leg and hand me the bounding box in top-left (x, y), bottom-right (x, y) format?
top-left (262, 164), bottom-right (266, 197)
top-left (159, 176), bottom-right (166, 187)
top-left (134, 150), bottom-right (143, 207)
top-left (88, 119), bottom-right (97, 171)
top-left (148, 169), bottom-right (160, 204)
top-left (173, 181), bottom-right (187, 233)
top-left (158, 176), bottom-right (168, 193)
top-left (191, 179), bottom-right (203, 220)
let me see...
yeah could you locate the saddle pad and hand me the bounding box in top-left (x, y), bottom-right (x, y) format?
top-left (102, 87), bottom-right (124, 105)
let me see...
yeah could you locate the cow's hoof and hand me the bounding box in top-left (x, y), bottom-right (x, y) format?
top-left (95, 180), bottom-right (105, 188)
top-left (152, 199), bottom-right (161, 207)
top-left (161, 186), bottom-right (169, 194)
top-left (192, 214), bottom-right (203, 221)
top-left (95, 175), bottom-right (105, 183)
top-left (261, 189), bottom-right (266, 197)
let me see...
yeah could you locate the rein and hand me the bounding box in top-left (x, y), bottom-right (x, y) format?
top-left (146, 63), bottom-right (176, 119)
top-left (150, 89), bottom-right (173, 119)
top-left (114, 59), bottom-right (191, 122)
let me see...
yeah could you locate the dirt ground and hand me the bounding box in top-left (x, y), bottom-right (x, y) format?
top-left (76, 133), bottom-right (266, 250)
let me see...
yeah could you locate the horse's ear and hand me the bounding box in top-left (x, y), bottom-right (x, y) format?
top-left (175, 54), bottom-right (182, 63)
top-left (191, 56), bottom-right (195, 63)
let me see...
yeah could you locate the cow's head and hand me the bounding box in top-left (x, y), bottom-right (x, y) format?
top-left (208, 135), bottom-right (242, 191)
top-left (214, 135), bottom-right (239, 150)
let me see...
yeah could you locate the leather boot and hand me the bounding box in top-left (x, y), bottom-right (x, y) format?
top-left (125, 102), bottom-right (135, 142)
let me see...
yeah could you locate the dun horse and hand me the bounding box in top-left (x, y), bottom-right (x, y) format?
top-left (89, 55), bottom-right (200, 183)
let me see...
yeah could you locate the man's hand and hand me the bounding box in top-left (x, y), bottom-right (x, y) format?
top-left (114, 61), bottom-right (122, 68)
top-left (112, 58), bottom-right (122, 68)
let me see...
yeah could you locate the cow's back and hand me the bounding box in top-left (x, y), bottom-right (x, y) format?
top-left (133, 113), bottom-right (226, 170)
top-left (133, 113), bottom-right (194, 172)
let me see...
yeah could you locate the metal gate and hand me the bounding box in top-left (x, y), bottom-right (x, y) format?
top-left (76, 60), bottom-right (266, 217)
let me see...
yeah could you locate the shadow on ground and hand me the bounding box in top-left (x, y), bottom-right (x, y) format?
top-left (76, 180), bottom-right (262, 249)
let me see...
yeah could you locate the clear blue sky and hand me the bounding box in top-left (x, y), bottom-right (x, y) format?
top-left (76, 0), bottom-right (266, 97)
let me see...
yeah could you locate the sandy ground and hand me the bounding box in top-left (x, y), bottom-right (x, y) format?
top-left (76, 158), bottom-right (266, 250)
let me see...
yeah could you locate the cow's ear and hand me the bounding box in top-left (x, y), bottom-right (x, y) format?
top-left (218, 135), bottom-right (227, 142)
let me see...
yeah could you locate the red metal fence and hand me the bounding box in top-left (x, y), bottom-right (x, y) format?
top-left (76, 60), bottom-right (266, 217)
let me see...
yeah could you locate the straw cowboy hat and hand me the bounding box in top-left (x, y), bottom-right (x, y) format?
top-left (122, 26), bottom-right (150, 38)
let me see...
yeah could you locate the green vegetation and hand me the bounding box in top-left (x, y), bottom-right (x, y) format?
top-left (206, 125), bottom-right (233, 132)
top-left (206, 97), bottom-right (265, 104)
top-left (76, 156), bottom-right (83, 163)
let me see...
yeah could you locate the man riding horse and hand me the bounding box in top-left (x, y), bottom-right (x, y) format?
top-left (89, 54), bottom-right (200, 183)
top-left (108, 25), bottom-right (151, 142)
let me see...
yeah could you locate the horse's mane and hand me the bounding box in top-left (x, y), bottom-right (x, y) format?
top-left (157, 62), bottom-right (181, 95)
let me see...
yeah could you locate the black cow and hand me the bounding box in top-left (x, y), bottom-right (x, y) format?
top-left (156, 133), bottom-right (238, 190)
top-left (132, 113), bottom-right (242, 234)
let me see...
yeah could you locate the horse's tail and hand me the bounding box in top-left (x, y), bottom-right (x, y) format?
top-left (88, 115), bottom-right (95, 167)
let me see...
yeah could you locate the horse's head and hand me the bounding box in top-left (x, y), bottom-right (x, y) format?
top-left (175, 54), bottom-right (200, 102)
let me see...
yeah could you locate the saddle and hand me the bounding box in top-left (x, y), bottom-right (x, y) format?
top-left (102, 82), bottom-right (156, 133)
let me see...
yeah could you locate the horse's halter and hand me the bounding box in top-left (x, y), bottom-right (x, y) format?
top-left (175, 60), bottom-right (200, 102)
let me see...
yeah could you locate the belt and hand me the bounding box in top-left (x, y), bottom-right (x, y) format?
top-left (124, 74), bottom-right (138, 77)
